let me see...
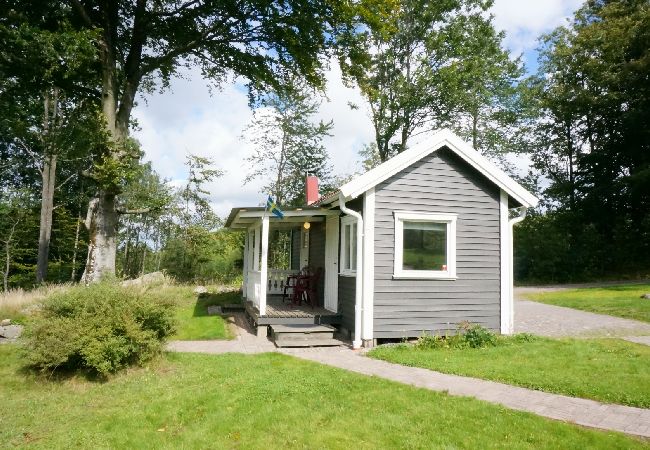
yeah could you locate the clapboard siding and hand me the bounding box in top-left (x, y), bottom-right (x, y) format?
top-left (338, 275), bottom-right (356, 332)
top-left (373, 147), bottom-right (501, 338)
top-left (308, 222), bottom-right (326, 305)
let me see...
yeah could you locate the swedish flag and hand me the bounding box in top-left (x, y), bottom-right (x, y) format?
top-left (266, 196), bottom-right (284, 219)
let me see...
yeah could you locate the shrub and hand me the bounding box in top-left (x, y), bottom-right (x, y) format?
top-left (21, 283), bottom-right (175, 376)
top-left (413, 323), bottom-right (497, 350)
top-left (460, 322), bottom-right (497, 348)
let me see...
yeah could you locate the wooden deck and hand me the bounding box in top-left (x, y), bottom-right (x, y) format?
top-left (245, 295), bottom-right (341, 325)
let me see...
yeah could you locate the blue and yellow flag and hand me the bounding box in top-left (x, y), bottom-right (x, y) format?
top-left (266, 196), bottom-right (284, 219)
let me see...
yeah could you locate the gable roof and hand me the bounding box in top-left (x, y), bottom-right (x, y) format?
top-left (321, 129), bottom-right (538, 208)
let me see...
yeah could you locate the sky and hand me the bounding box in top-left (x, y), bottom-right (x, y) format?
top-left (132, 0), bottom-right (583, 218)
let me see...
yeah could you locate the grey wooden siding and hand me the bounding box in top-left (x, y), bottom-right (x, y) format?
top-left (290, 229), bottom-right (301, 270)
top-left (309, 222), bottom-right (326, 306)
top-left (336, 197), bottom-right (362, 333)
top-left (373, 147), bottom-right (501, 338)
top-left (338, 275), bottom-right (356, 332)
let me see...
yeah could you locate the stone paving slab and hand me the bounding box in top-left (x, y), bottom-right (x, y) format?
top-left (514, 292), bottom-right (650, 338)
top-left (624, 336), bottom-right (650, 346)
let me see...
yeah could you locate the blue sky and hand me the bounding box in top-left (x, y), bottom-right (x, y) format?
top-left (132, 0), bottom-right (582, 218)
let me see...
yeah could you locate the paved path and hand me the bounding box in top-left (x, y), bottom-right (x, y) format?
top-left (168, 313), bottom-right (650, 438)
top-left (514, 287), bottom-right (650, 346)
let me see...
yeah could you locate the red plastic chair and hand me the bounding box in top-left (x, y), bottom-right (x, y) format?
top-left (292, 267), bottom-right (322, 309)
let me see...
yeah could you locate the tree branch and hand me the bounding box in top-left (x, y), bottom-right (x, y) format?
top-left (70, 0), bottom-right (93, 27)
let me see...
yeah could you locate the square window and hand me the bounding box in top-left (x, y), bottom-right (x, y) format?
top-left (394, 212), bottom-right (457, 279)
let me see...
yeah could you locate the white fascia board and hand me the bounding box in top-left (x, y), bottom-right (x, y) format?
top-left (339, 129), bottom-right (539, 208)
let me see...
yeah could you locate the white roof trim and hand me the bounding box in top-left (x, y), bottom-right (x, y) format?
top-left (337, 129), bottom-right (538, 208)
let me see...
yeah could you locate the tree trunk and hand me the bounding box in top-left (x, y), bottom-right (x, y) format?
top-left (82, 192), bottom-right (119, 283)
top-left (36, 153), bottom-right (57, 283)
top-left (70, 211), bottom-right (82, 281)
top-left (3, 221), bottom-right (18, 292)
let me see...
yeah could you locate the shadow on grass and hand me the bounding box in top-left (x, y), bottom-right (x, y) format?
top-left (192, 291), bottom-right (242, 317)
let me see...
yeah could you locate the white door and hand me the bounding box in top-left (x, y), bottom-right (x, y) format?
top-left (324, 215), bottom-right (339, 312)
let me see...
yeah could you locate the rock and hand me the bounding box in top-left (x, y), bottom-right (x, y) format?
top-left (207, 305), bottom-right (222, 316)
top-left (193, 286), bottom-right (208, 295)
top-left (0, 319), bottom-right (10, 327)
top-left (641, 293), bottom-right (650, 299)
top-left (0, 325), bottom-right (23, 341)
top-left (121, 271), bottom-right (166, 287)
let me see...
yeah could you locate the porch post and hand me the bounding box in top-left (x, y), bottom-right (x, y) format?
top-left (259, 215), bottom-right (270, 315)
top-left (242, 230), bottom-right (249, 297)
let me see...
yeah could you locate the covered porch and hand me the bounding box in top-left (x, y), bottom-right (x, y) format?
top-left (226, 206), bottom-right (341, 323)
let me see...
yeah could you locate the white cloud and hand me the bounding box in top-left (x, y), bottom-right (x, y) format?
top-left (490, 0), bottom-right (582, 56)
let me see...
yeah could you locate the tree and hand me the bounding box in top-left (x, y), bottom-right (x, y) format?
top-left (0, 6), bottom-right (99, 283)
top-left (442, 13), bottom-right (524, 162)
top-left (343, 0), bottom-right (522, 162)
top-left (243, 86), bottom-right (333, 205)
top-left (62, 0), bottom-right (380, 281)
top-left (517, 0), bottom-right (650, 281)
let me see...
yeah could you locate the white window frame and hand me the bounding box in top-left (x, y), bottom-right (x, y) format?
top-left (393, 211), bottom-right (457, 279)
top-left (339, 216), bottom-right (357, 276)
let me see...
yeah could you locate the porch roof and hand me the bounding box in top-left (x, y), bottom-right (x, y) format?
top-left (225, 206), bottom-right (338, 229)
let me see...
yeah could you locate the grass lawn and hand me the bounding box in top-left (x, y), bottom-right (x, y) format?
top-left (369, 336), bottom-right (650, 408)
top-left (148, 286), bottom-right (241, 340)
top-left (0, 346), bottom-right (646, 449)
top-left (524, 284), bottom-right (650, 323)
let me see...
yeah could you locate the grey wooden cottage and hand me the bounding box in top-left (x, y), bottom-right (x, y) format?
top-left (225, 129), bottom-right (538, 348)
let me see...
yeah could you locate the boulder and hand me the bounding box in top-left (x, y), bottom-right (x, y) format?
top-left (121, 271), bottom-right (166, 287)
top-left (641, 293), bottom-right (650, 299)
top-left (0, 325), bottom-right (23, 341)
top-left (193, 286), bottom-right (208, 295)
top-left (0, 319), bottom-right (10, 327)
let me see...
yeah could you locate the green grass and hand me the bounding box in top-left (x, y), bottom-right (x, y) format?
top-left (172, 289), bottom-right (240, 340)
top-left (0, 346), bottom-right (645, 449)
top-left (369, 336), bottom-right (650, 408)
top-left (140, 285), bottom-right (241, 340)
top-left (525, 284), bottom-right (650, 323)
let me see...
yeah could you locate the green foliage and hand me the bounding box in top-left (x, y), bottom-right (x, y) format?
top-left (243, 84), bottom-right (334, 206)
top-left (22, 283), bottom-right (175, 376)
top-left (160, 227), bottom-right (243, 284)
top-left (413, 323), bottom-right (497, 350)
top-left (519, 0), bottom-right (650, 281)
top-left (343, 0), bottom-right (522, 163)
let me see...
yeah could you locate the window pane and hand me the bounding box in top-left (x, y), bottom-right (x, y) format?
top-left (344, 224), bottom-right (351, 270)
top-left (402, 221), bottom-right (447, 271)
top-left (351, 223), bottom-right (357, 269)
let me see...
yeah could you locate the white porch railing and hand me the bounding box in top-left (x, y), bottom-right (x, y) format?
top-left (267, 269), bottom-right (299, 295)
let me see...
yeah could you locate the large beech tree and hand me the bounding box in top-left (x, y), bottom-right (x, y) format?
top-left (63, 0), bottom-right (379, 281)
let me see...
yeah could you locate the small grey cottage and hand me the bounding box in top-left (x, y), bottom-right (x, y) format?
top-left (225, 129), bottom-right (538, 348)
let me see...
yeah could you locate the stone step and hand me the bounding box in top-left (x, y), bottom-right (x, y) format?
top-left (271, 324), bottom-right (341, 347)
top-left (273, 336), bottom-right (345, 348)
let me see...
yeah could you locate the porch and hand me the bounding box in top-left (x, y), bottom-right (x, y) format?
top-left (244, 295), bottom-right (342, 326)
top-left (227, 206), bottom-right (341, 319)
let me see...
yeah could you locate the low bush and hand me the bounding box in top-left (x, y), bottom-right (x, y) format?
top-left (21, 283), bottom-right (175, 376)
top-left (414, 323), bottom-right (498, 350)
